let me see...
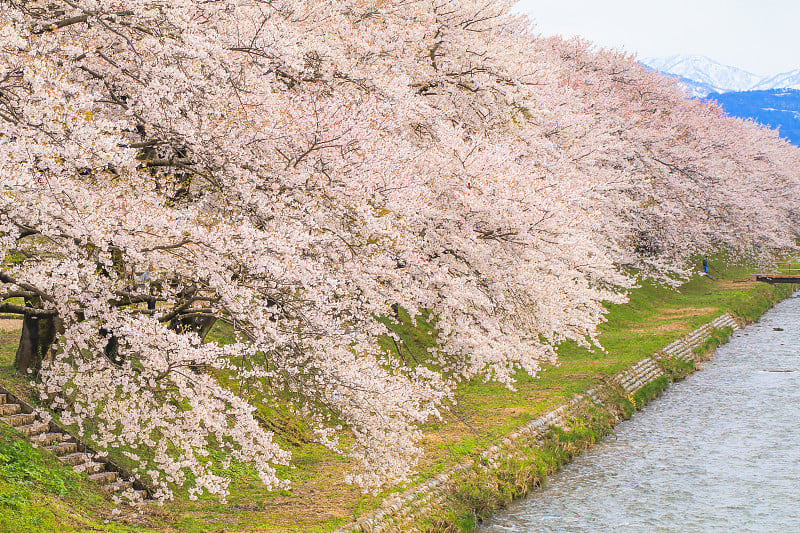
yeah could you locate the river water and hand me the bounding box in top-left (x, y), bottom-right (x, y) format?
top-left (479, 295), bottom-right (800, 532)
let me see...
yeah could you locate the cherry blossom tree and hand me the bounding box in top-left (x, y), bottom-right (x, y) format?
top-left (1, 0), bottom-right (798, 501)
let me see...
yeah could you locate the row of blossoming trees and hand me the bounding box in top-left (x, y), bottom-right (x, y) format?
top-left (1, 0), bottom-right (798, 501)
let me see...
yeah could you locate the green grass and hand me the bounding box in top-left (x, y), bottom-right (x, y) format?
top-left (0, 256), bottom-right (794, 532)
top-left (657, 357), bottom-right (697, 381)
top-left (0, 411), bottom-right (158, 532)
top-left (693, 326), bottom-right (735, 358)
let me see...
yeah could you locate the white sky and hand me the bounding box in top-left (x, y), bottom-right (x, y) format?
top-left (513, 0), bottom-right (800, 76)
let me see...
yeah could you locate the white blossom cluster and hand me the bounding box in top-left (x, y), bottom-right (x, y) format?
top-left (1, 0), bottom-right (799, 499)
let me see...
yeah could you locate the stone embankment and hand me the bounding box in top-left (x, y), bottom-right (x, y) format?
top-left (0, 384), bottom-right (152, 503)
top-left (338, 313), bottom-right (740, 533)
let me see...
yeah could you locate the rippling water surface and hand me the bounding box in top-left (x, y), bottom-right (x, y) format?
top-left (479, 296), bottom-right (800, 532)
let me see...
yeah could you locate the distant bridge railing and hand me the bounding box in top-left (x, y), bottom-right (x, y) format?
top-left (756, 262), bottom-right (800, 284)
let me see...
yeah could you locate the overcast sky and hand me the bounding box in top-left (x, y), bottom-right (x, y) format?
top-left (513, 0), bottom-right (800, 76)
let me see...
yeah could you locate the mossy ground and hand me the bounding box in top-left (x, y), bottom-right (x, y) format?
top-left (0, 256), bottom-right (793, 532)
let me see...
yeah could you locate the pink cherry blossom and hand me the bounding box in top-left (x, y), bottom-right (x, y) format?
top-left (1, 1), bottom-right (798, 500)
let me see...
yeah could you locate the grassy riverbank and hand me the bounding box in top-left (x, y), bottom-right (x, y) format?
top-left (0, 258), bottom-right (794, 532)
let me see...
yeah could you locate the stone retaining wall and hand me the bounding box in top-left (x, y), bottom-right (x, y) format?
top-left (338, 313), bottom-right (741, 533)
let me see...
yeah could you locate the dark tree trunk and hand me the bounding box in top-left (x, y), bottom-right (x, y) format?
top-left (99, 327), bottom-right (123, 365)
top-left (15, 313), bottom-right (41, 375)
top-left (169, 315), bottom-right (217, 373)
top-left (14, 310), bottom-right (60, 377)
top-left (169, 315), bottom-right (217, 342)
top-left (195, 317), bottom-right (216, 341)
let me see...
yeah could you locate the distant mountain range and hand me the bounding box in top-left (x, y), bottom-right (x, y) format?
top-left (641, 55), bottom-right (800, 146)
top-left (642, 55), bottom-right (800, 97)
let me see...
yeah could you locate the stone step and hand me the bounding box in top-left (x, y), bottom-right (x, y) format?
top-left (0, 395), bottom-right (152, 503)
top-left (686, 332), bottom-right (708, 344)
top-left (60, 452), bottom-right (91, 467)
top-left (3, 413), bottom-right (35, 427)
top-left (46, 441), bottom-right (78, 457)
top-left (16, 422), bottom-right (49, 437)
top-left (76, 461), bottom-right (107, 475)
top-left (665, 343), bottom-right (687, 354)
top-left (89, 471), bottom-right (118, 485)
top-left (107, 479), bottom-right (134, 493)
top-left (108, 480), bottom-right (147, 501)
top-left (715, 314), bottom-right (737, 325)
top-left (31, 432), bottom-right (64, 447)
top-left (132, 489), bottom-right (149, 501)
top-left (0, 403), bottom-right (21, 416)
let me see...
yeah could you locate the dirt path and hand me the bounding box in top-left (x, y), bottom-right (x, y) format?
top-left (0, 319), bottom-right (21, 332)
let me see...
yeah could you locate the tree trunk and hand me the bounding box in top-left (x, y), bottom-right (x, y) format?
top-left (14, 312), bottom-right (60, 377)
top-left (169, 315), bottom-right (217, 342)
top-left (99, 327), bottom-right (122, 365)
top-left (15, 313), bottom-right (40, 375)
top-left (169, 315), bottom-right (217, 373)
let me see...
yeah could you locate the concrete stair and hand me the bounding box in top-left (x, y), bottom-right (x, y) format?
top-left (0, 392), bottom-right (149, 502)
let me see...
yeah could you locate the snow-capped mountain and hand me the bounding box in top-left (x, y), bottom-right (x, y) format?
top-left (641, 56), bottom-right (800, 146)
top-left (752, 69), bottom-right (800, 91)
top-left (664, 74), bottom-right (722, 99)
top-left (642, 55), bottom-right (800, 97)
top-left (642, 55), bottom-right (761, 95)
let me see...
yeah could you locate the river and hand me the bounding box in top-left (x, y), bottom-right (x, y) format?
top-left (479, 295), bottom-right (800, 532)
